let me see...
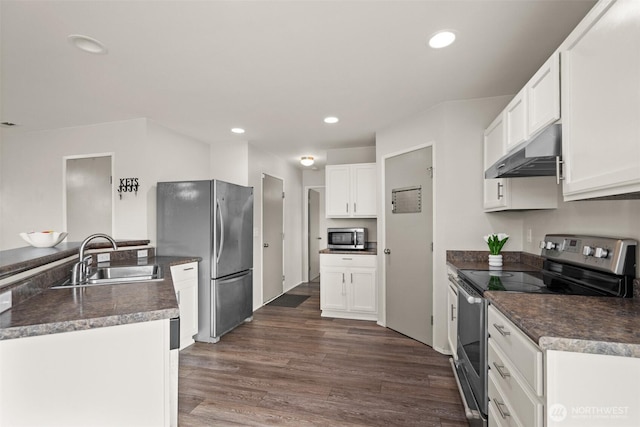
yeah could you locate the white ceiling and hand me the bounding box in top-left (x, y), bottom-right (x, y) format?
top-left (1, 0), bottom-right (595, 168)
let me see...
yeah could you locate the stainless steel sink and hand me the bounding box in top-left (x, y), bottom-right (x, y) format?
top-left (53, 264), bottom-right (164, 288)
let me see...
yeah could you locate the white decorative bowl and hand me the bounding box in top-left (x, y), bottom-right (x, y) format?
top-left (20, 231), bottom-right (68, 248)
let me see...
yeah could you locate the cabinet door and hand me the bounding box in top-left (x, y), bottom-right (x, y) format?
top-left (505, 89), bottom-right (528, 152)
top-left (561, 0), bottom-right (640, 200)
top-left (351, 164), bottom-right (377, 217)
top-left (483, 114), bottom-right (509, 210)
top-left (325, 165), bottom-right (351, 217)
top-left (177, 284), bottom-right (198, 349)
top-left (348, 268), bottom-right (377, 313)
top-left (447, 283), bottom-right (458, 358)
top-left (527, 52), bottom-right (560, 137)
top-left (320, 268), bottom-right (348, 311)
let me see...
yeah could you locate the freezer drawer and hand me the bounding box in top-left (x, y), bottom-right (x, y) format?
top-left (212, 270), bottom-right (253, 340)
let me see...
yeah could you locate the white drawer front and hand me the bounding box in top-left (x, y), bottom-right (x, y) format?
top-left (489, 340), bottom-right (544, 427)
top-left (488, 374), bottom-right (524, 427)
top-left (170, 262), bottom-right (198, 282)
top-left (488, 305), bottom-right (543, 395)
top-left (320, 254), bottom-right (376, 268)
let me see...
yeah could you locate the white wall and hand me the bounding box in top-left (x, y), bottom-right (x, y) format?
top-left (376, 95), bottom-right (517, 354)
top-left (146, 119), bottom-right (211, 243)
top-left (522, 196), bottom-right (640, 272)
top-left (326, 146), bottom-right (376, 164)
top-left (248, 143), bottom-right (303, 309)
top-left (0, 118), bottom-right (212, 249)
top-left (210, 140), bottom-right (249, 186)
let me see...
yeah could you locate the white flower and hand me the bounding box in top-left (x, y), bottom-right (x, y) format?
top-left (497, 233), bottom-right (509, 241)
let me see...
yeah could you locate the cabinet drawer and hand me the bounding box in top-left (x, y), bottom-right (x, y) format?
top-left (170, 262), bottom-right (198, 283)
top-left (488, 305), bottom-right (543, 395)
top-left (320, 254), bottom-right (376, 268)
top-left (489, 340), bottom-right (544, 427)
top-left (488, 374), bottom-right (523, 427)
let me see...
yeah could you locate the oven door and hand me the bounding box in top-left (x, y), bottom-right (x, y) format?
top-left (327, 230), bottom-right (356, 249)
top-left (454, 277), bottom-right (488, 423)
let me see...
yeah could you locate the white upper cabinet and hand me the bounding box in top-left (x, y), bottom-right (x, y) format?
top-left (528, 53), bottom-right (561, 137)
top-left (505, 52), bottom-right (561, 153)
top-left (326, 163), bottom-right (377, 218)
top-left (505, 88), bottom-right (529, 152)
top-left (483, 113), bottom-right (557, 212)
top-left (484, 114), bottom-right (509, 210)
top-left (560, 0), bottom-right (640, 201)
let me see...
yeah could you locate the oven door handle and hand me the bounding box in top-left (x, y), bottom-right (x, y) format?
top-left (454, 278), bottom-right (483, 304)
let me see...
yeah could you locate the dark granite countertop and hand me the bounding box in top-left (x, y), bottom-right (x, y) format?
top-left (486, 292), bottom-right (640, 358)
top-left (446, 250), bottom-right (543, 272)
top-left (319, 248), bottom-right (377, 255)
top-left (448, 249), bottom-right (640, 358)
top-left (0, 255), bottom-right (200, 341)
top-left (0, 239), bottom-right (152, 279)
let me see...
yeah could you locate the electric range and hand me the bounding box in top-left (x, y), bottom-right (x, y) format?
top-left (450, 234), bottom-right (637, 427)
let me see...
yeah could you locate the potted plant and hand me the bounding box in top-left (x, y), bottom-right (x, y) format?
top-left (484, 233), bottom-right (509, 267)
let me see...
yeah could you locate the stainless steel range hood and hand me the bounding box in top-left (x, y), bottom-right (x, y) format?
top-left (485, 124), bottom-right (561, 179)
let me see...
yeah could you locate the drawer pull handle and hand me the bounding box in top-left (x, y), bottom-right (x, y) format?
top-left (182, 267), bottom-right (195, 271)
top-left (342, 258), bottom-right (353, 260)
top-left (494, 399), bottom-right (511, 419)
top-left (451, 304), bottom-right (456, 321)
top-left (493, 323), bottom-right (511, 336)
top-left (493, 362), bottom-right (510, 379)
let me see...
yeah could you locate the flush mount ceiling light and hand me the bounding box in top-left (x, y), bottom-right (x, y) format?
top-left (67, 34), bottom-right (108, 54)
top-left (300, 156), bottom-right (315, 167)
top-left (428, 30), bottom-right (456, 49)
top-left (231, 128), bottom-right (245, 134)
top-left (324, 116), bottom-right (339, 124)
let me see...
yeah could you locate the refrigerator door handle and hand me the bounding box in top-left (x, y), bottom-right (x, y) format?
top-left (216, 198), bottom-right (225, 264)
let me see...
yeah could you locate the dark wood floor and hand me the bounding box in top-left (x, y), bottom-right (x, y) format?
top-left (178, 281), bottom-right (469, 426)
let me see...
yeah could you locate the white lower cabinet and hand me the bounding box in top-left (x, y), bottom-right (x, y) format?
top-left (320, 254), bottom-right (377, 321)
top-left (171, 262), bottom-right (198, 350)
top-left (488, 305), bottom-right (543, 427)
top-left (0, 319), bottom-right (173, 426)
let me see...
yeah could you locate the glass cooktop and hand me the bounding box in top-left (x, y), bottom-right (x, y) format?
top-left (457, 269), bottom-right (614, 296)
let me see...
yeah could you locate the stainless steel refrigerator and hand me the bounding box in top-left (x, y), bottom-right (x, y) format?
top-left (157, 180), bottom-right (254, 343)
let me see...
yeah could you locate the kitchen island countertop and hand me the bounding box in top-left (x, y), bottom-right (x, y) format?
top-left (486, 291), bottom-right (640, 358)
top-left (0, 255), bottom-right (199, 341)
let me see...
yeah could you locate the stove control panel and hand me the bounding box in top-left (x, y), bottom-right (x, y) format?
top-left (541, 234), bottom-right (637, 276)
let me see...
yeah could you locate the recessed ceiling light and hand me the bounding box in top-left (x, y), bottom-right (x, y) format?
top-left (231, 128), bottom-right (245, 134)
top-left (300, 156), bottom-right (315, 167)
top-left (324, 116), bottom-right (339, 124)
top-left (68, 34), bottom-right (108, 54)
top-left (429, 30), bottom-right (456, 49)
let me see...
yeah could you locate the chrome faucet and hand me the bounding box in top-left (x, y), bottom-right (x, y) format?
top-left (70, 233), bottom-right (118, 285)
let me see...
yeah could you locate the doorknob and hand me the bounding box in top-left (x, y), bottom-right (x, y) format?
top-left (317, 237), bottom-right (322, 240)
top-left (384, 249), bottom-right (391, 254)
top-left (263, 243), bottom-right (269, 248)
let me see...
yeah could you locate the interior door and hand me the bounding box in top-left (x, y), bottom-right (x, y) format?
top-left (384, 146), bottom-right (434, 345)
top-left (262, 174), bottom-right (284, 303)
top-left (308, 188), bottom-right (321, 281)
top-left (65, 155), bottom-right (112, 241)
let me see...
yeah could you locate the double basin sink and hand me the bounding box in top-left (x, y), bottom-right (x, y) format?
top-left (53, 264), bottom-right (163, 288)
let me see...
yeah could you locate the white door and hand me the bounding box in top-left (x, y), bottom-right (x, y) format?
top-left (308, 188), bottom-right (321, 281)
top-left (262, 174), bottom-right (284, 303)
top-left (65, 155), bottom-right (112, 241)
top-left (384, 146), bottom-right (434, 345)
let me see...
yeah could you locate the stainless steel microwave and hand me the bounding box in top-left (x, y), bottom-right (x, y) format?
top-left (327, 228), bottom-right (367, 250)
